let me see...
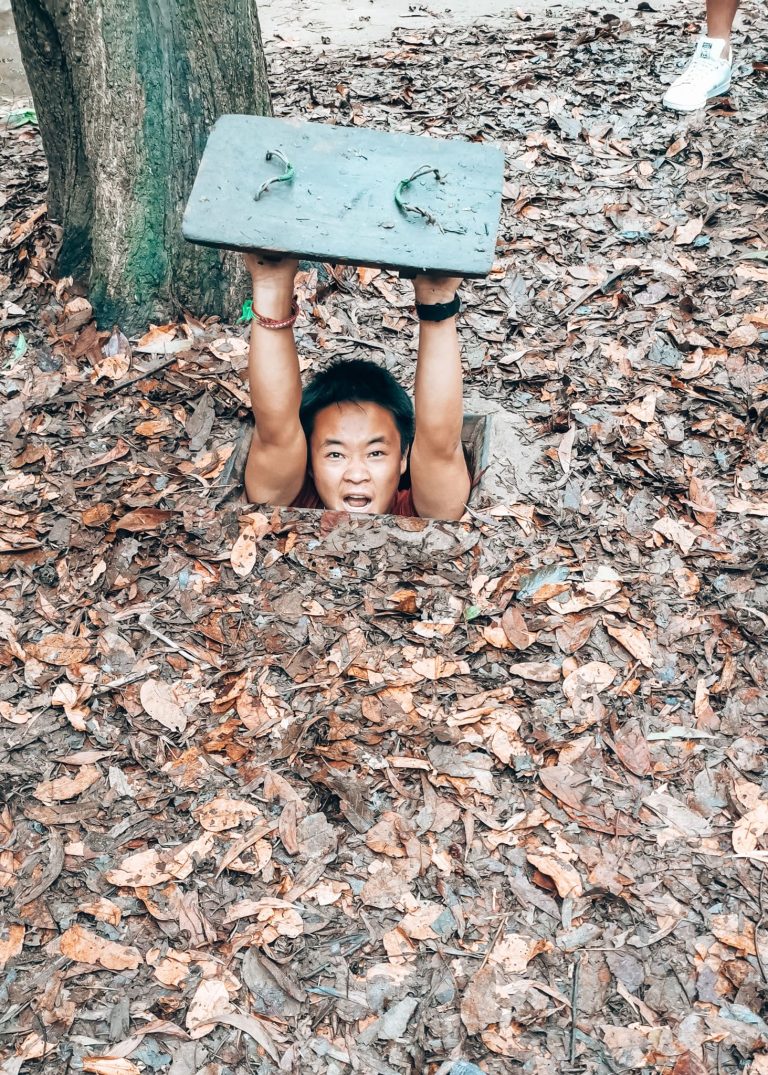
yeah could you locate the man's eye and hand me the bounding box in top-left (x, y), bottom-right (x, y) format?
top-left (369, 450), bottom-right (385, 458)
top-left (327, 452), bottom-right (343, 459)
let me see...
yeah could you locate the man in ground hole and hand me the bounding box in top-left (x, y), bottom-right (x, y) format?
top-left (242, 252), bottom-right (471, 520)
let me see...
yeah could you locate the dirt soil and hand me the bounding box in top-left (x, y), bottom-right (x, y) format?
top-left (257, 0), bottom-right (684, 48)
top-left (0, 0), bottom-right (747, 100)
top-left (2, 4), bottom-right (768, 1075)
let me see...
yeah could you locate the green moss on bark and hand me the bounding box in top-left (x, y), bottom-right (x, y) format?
top-left (17, 0), bottom-right (271, 334)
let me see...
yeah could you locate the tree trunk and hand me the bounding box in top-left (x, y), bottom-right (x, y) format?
top-left (11, 0), bottom-right (272, 333)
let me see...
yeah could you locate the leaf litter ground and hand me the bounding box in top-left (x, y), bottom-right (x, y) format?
top-left (2, 4), bottom-right (768, 1074)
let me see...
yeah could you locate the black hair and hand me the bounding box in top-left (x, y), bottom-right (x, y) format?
top-left (299, 359), bottom-right (415, 454)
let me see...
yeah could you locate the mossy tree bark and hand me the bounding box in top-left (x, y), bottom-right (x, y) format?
top-left (11, 0), bottom-right (272, 333)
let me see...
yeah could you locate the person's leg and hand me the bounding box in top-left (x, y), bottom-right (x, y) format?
top-left (707, 0), bottom-right (740, 55)
top-left (662, 0), bottom-right (739, 112)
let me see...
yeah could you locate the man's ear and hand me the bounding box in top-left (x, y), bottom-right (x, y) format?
top-left (400, 448), bottom-right (409, 477)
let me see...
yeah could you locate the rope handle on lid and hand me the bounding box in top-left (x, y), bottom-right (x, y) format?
top-left (254, 150), bottom-right (295, 201)
top-left (394, 165), bottom-right (465, 234)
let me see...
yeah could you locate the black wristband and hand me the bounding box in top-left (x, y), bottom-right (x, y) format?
top-left (416, 294), bottom-right (461, 322)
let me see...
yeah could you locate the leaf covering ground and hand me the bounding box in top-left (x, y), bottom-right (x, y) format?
top-left (1, 4), bottom-right (768, 1074)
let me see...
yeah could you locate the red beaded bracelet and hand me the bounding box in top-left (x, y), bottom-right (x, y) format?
top-left (251, 296), bottom-right (299, 330)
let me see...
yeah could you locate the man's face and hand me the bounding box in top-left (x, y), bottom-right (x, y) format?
top-left (309, 401), bottom-right (408, 514)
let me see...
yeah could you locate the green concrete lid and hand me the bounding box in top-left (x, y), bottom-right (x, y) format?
top-left (183, 115), bottom-right (503, 277)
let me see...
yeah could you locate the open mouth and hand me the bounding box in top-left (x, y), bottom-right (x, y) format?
top-left (342, 494), bottom-right (373, 512)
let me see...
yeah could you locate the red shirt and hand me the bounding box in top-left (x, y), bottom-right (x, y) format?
top-left (290, 475), bottom-right (417, 517)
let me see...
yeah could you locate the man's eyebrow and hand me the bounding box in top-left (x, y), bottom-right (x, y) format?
top-left (320, 436), bottom-right (390, 447)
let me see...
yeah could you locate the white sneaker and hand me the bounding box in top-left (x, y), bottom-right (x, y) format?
top-left (662, 37), bottom-right (732, 112)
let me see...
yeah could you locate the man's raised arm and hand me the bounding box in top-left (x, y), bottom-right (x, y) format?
top-left (409, 274), bottom-right (471, 520)
top-left (242, 254), bottom-right (308, 506)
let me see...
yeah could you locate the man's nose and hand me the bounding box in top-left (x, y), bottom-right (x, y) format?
top-left (344, 457), bottom-right (370, 481)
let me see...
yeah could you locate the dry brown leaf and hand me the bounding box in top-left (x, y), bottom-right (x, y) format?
top-left (562, 661), bottom-right (617, 702)
top-left (186, 978), bottom-right (230, 1037)
top-left (555, 613), bottom-right (597, 654)
top-left (222, 897), bottom-right (296, 922)
top-left (481, 623), bottom-right (513, 649)
top-left (106, 848), bottom-right (171, 888)
top-left (501, 605), bottom-right (536, 649)
top-left (388, 588), bottom-right (419, 614)
top-left (672, 564), bottom-right (700, 598)
top-left (135, 324), bottom-right (178, 351)
top-left (724, 323), bottom-right (759, 348)
top-left (694, 679), bottom-right (719, 731)
top-left (13, 1031), bottom-right (56, 1062)
top-left (78, 897), bottom-right (122, 927)
top-left (139, 678), bottom-right (187, 733)
top-left (51, 682), bottom-right (91, 731)
top-left (557, 425), bottom-right (576, 474)
top-left (81, 503), bottom-right (114, 527)
top-left (59, 924), bottom-right (141, 970)
top-left (710, 912), bottom-right (757, 955)
top-left (134, 418), bottom-right (173, 437)
top-left (398, 900), bottom-right (445, 940)
top-left (304, 880), bottom-right (348, 905)
top-left (278, 799), bottom-right (299, 854)
top-left (526, 850), bottom-right (583, 898)
top-left (626, 392), bottom-right (657, 423)
top-left (356, 265), bottom-right (381, 288)
top-left (34, 764), bottom-right (100, 804)
top-left (688, 476), bottom-right (717, 528)
top-left (192, 797), bottom-right (263, 832)
top-left (507, 661), bottom-right (561, 683)
top-left (93, 352), bottom-right (131, 382)
top-left (674, 217), bottom-right (703, 245)
top-left (645, 787), bottom-right (713, 844)
top-left (538, 763), bottom-right (590, 811)
top-left (215, 1011), bottom-right (282, 1061)
top-left (653, 516), bottom-right (697, 554)
top-left (460, 963), bottom-right (505, 1035)
top-left (488, 932), bottom-right (551, 973)
top-left (26, 632), bottom-right (90, 666)
top-left (106, 835), bottom-right (214, 889)
top-left (114, 508), bottom-right (174, 533)
top-left (665, 134), bottom-right (688, 158)
top-left (0, 922), bottom-right (24, 969)
top-left (736, 263), bottom-right (768, 284)
top-left (152, 950), bottom-right (195, 988)
top-left (547, 567), bottom-right (622, 614)
top-left (215, 821), bottom-right (276, 876)
top-left (732, 801), bottom-right (768, 860)
top-left (365, 813), bottom-right (408, 857)
top-left (725, 497), bottom-right (768, 517)
top-left (679, 347), bottom-right (723, 380)
top-left (746, 305), bottom-right (768, 328)
top-left (483, 807), bottom-right (550, 850)
top-left (483, 1023), bottom-right (530, 1058)
top-left (605, 623), bottom-right (653, 669)
top-left (0, 700), bottom-right (34, 724)
top-left (56, 748), bottom-right (112, 766)
top-left (612, 720), bottom-right (652, 777)
top-left (83, 1060), bottom-right (141, 1075)
top-left (231, 525), bottom-right (260, 578)
top-left (223, 900), bottom-right (303, 939)
top-left (411, 657), bottom-right (469, 680)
